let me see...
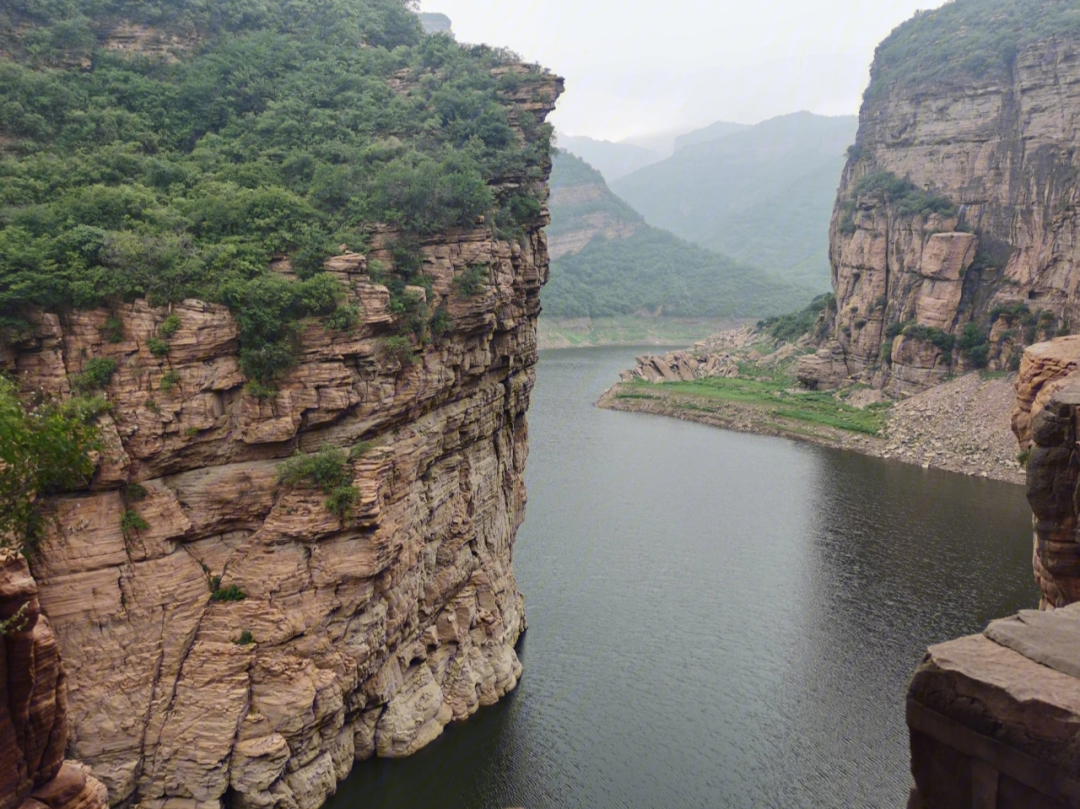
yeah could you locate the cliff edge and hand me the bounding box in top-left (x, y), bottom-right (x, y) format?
top-left (0, 3), bottom-right (563, 806)
top-left (800, 1), bottom-right (1080, 396)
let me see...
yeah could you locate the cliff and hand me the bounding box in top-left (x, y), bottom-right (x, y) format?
top-left (0, 8), bottom-right (563, 804)
top-left (2, 550), bottom-right (108, 809)
top-left (2, 196), bottom-right (561, 806)
top-left (800, 4), bottom-right (1080, 396)
top-left (903, 334), bottom-right (1080, 808)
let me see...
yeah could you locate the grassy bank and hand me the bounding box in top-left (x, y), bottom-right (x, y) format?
top-left (614, 375), bottom-right (890, 436)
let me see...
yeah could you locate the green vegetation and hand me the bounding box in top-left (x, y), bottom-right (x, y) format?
top-left (235, 630), bottom-right (255, 645)
top-left (159, 369), bottom-right (180, 392)
top-left (123, 482), bottom-right (148, 501)
top-left (0, 0), bottom-right (553, 385)
top-left (546, 150), bottom-right (816, 320)
top-left (69, 357), bottom-right (117, 394)
top-left (958, 321), bottom-right (989, 368)
top-left (757, 293), bottom-right (834, 343)
top-left (622, 375), bottom-right (890, 436)
top-left (119, 508), bottom-right (149, 538)
top-left (546, 150), bottom-right (644, 241)
top-left (454, 264), bottom-right (488, 297)
top-left (0, 375), bottom-right (106, 553)
top-left (609, 112), bottom-right (857, 289)
top-left (867, 0), bottom-right (1080, 101)
top-left (903, 323), bottom-right (955, 353)
top-left (0, 603), bottom-right (31, 636)
top-left (546, 227), bottom-right (811, 319)
top-left (277, 443), bottom-right (361, 518)
top-left (210, 584), bottom-right (246, 602)
top-left (839, 171), bottom-right (955, 235)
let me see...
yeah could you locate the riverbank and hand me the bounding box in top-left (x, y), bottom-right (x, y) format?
top-left (537, 315), bottom-right (748, 349)
top-left (597, 343), bottom-right (1025, 485)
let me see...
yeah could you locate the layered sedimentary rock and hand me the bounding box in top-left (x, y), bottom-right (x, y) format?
top-left (907, 605), bottom-right (1080, 809)
top-left (801, 34), bottom-right (1080, 395)
top-left (1, 551), bottom-right (108, 809)
top-left (1012, 336), bottom-right (1080, 610)
top-left (1, 73), bottom-right (561, 809)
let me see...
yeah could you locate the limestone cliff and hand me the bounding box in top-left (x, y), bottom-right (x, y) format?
top-left (1, 71), bottom-right (561, 809)
top-left (800, 25), bottom-right (1080, 395)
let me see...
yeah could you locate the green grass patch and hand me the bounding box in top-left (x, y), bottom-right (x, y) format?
top-left (628, 376), bottom-right (890, 437)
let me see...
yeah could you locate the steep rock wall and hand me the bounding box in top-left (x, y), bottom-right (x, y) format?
top-left (2, 73), bottom-right (561, 809)
top-left (1, 550), bottom-right (108, 809)
top-left (802, 35), bottom-right (1080, 395)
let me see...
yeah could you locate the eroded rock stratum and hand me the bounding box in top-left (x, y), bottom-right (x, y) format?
top-left (800, 34), bottom-right (1080, 396)
top-left (1, 73), bottom-right (561, 809)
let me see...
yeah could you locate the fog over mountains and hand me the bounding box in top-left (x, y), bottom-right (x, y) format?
top-left (557, 112), bottom-right (857, 293)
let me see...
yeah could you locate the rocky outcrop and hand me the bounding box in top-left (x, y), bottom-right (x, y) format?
top-left (1011, 337), bottom-right (1080, 609)
top-left (801, 33), bottom-right (1080, 395)
top-left (2, 550), bottom-right (108, 809)
top-left (907, 604), bottom-right (1080, 809)
top-left (1, 73), bottom-right (561, 809)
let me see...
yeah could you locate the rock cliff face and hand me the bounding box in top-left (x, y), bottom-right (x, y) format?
top-left (801, 34), bottom-right (1080, 395)
top-left (1, 72), bottom-right (561, 809)
top-left (1, 550), bottom-right (108, 809)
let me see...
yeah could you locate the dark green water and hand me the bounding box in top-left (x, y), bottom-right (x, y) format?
top-left (325, 345), bottom-right (1037, 809)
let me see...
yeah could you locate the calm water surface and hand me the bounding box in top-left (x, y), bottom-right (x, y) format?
top-left (326, 345), bottom-right (1037, 809)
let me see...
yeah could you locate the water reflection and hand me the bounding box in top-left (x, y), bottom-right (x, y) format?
top-left (325, 346), bottom-right (1036, 809)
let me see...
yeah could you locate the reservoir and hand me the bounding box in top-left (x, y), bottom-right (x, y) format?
top-left (325, 345), bottom-right (1037, 808)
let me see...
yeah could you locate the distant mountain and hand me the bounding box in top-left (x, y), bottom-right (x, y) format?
top-left (545, 151), bottom-right (813, 319)
top-left (611, 111), bottom-right (857, 290)
top-left (557, 134), bottom-right (662, 183)
top-left (419, 12), bottom-right (452, 34)
top-left (672, 121), bottom-right (750, 152)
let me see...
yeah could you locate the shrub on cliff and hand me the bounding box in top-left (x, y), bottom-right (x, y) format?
top-left (0, 0), bottom-right (554, 381)
top-left (0, 376), bottom-right (107, 554)
top-left (277, 444), bottom-right (362, 518)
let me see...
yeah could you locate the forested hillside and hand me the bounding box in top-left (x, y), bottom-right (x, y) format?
top-left (545, 151), bottom-right (811, 318)
top-left (0, 0), bottom-right (552, 388)
top-left (556, 134), bottom-right (661, 182)
top-left (612, 112), bottom-right (856, 289)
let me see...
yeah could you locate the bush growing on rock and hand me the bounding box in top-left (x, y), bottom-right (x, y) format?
top-left (0, 377), bottom-right (105, 553)
top-left (278, 444), bottom-right (362, 518)
top-left (0, 0), bottom-right (554, 381)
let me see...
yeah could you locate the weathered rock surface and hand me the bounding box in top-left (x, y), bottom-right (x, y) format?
top-left (1010, 337), bottom-right (1080, 609)
top-left (908, 605), bottom-right (1080, 808)
top-left (1, 73), bottom-right (561, 809)
top-left (801, 35), bottom-right (1080, 395)
top-left (1, 550), bottom-right (108, 809)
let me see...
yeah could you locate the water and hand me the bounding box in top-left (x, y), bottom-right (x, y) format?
top-left (325, 345), bottom-right (1037, 809)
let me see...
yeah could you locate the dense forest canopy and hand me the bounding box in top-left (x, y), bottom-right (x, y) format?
top-left (0, 0), bottom-right (553, 385)
top-left (867, 0), bottom-right (1080, 101)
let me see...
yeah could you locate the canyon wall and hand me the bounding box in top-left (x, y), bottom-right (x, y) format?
top-left (0, 70), bottom-right (561, 809)
top-left (2, 551), bottom-right (108, 809)
top-left (800, 35), bottom-right (1080, 395)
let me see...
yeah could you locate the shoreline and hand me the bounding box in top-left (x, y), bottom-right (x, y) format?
top-left (596, 380), bottom-right (1025, 486)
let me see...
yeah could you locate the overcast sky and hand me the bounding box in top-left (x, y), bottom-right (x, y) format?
top-left (418, 0), bottom-right (948, 143)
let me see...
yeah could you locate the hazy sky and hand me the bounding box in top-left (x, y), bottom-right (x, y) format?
top-left (418, 0), bottom-right (948, 143)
